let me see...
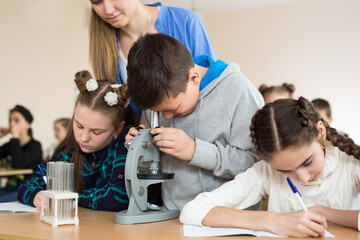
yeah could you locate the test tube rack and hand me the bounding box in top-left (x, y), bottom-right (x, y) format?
top-left (40, 191), bottom-right (79, 227)
top-left (40, 162), bottom-right (79, 227)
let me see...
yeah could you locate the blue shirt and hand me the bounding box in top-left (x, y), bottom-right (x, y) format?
top-left (116, 2), bottom-right (216, 117)
top-left (17, 129), bottom-right (129, 212)
top-left (193, 54), bottom-right (228, 91)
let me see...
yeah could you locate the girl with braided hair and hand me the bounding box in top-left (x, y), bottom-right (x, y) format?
top-left (18, 70), bottom-right (139, 211)
top-left (180, 96), bottom-right (360, 237)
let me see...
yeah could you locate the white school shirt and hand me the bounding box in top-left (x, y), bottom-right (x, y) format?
top-left (180, 141), bottom-right (360, 230)
top-left (118, 45), bottom-right (128, 84)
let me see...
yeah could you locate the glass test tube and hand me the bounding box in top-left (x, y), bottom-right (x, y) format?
top-left (46, 162), bottom-right (54, 217)
top-left (45, 162), bottom-right (76, 220)
top-left (67, 163), bottom-right (74, 218)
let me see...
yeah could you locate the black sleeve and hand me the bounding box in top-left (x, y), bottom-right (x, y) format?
top-left (0, 142), bottom-right (10, 159)
top-left (9, 139), bottom-right (42, 169)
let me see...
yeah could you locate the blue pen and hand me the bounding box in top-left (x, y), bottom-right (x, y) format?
top-left (37, 164), bottom-right (47, 184)
top-left (286, 177), bottom-right (308, 211)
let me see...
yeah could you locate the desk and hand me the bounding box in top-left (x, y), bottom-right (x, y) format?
top-left (0, 207), bottom-right (359, 240)
top-left (0, 168), bottom-right (33, 177)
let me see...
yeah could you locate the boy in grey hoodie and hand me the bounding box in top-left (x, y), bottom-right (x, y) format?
top-left (126, 33), bottom-right (264, 211)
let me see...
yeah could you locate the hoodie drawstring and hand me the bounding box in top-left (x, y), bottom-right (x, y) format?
top-left (195, 99), bottom-right (205, 193)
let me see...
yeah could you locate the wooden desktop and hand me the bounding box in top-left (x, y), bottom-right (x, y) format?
top-left (0, 207), bottom-right (359, 240)
top-left (0, 167), bottom-right (33, 177)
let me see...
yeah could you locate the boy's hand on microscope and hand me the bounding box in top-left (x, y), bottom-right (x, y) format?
top-left (125, 125), bottom-right (146, 142)
top-left (151, 127), bottom-right (195, 161)
top-left (0, 127), bottom-right (10, 138)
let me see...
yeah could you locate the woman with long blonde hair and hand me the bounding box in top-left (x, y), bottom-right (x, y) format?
top-left (89, 0), bottom-right (216, 116)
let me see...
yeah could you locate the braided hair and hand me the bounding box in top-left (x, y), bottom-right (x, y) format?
top-left (250, 96), bottom-right (360, 161)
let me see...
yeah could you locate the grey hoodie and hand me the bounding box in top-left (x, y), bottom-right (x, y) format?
top-left (141, 63), bottom-right (264, 210)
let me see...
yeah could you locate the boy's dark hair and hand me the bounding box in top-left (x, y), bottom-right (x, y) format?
top-left (127, 33), bottom-right (194, 110)
top-left (250, 97), bottom-right (360, 161)
top-left (311, 98), bottom-right (331, 118)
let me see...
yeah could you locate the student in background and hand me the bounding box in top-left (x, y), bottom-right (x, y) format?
top-left (0, 105), bottom-right (42, 171)
top-left (259, 83), bottom-right (295, 104)
top-left (180, 97), bottom-right (360, 237)
top-left (311, 98), bottom-right (333, 123)
top-left (0, 105), bottom-right (42, 202)
top-left (126, 33), bottom-right (264, 210)
top-left (43, 118), bottom-right (70, 161)
top-left (18, 70), bottom-right (139, 211)
top-left (312, 98), bottom-right (349, 137)
top-left (89, 0), bottom-right (216, 116)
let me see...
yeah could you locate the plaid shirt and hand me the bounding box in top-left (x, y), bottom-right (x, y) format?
top-left (17, 130), bottom-right (129, 211)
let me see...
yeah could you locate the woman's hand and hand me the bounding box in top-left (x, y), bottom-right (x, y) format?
top-left (268, 211), bottom-right (327, 237)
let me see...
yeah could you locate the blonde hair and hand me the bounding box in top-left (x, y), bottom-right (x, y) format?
top-left (89, 9), bottom-right (119, 80)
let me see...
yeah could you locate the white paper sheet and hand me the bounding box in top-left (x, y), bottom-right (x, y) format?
top-left (183, 224), bottom-right (334, 238)
top-left (0, 202), bottom-right (39, 213)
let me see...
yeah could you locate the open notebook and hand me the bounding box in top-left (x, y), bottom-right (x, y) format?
top-left (183, 224), bottom-right (334, 238)
top-left (0, 202), bottom-right (39, 213)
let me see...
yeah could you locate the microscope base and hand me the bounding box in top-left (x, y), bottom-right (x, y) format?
top-left (115, 208), bottom-right (180, 224)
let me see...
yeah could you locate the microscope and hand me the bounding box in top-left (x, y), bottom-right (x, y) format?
top-left (115, 110), bottom-right (180, 224)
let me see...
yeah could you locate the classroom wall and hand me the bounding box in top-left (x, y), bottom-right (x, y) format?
top-left (203, 0), bottom-right (360, 142)
top-left (0, 0), bottom-right (91, 147)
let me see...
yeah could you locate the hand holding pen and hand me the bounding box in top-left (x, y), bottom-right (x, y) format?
top-left (278, 177), bottom-right (327, 237)
top-left (33, 165), bottom-right (47, 211)
top-left (37, 164), bottom-right (47, 184)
